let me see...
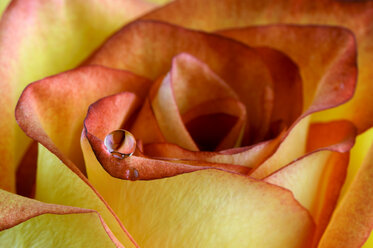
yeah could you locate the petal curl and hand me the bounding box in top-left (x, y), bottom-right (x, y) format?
top-left (16, 65), bottom-right (151, 172)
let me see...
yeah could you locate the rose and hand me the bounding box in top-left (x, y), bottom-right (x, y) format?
top-left (1, 0), bottom-right (373, 247)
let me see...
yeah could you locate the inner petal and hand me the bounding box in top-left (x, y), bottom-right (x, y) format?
top-left (182, 98), bottom-right (246, 151)
top-left (150, 53), bottom-right (243, 151)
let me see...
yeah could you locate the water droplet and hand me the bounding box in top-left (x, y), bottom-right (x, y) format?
top-left (125, 167), bottom-right (139, 181)
top-left (104, 129), bottom-right (136, 159)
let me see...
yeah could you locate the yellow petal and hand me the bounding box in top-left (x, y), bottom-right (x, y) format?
top-left (0, 0), bottom-right (156, 191)
top-left (83, 139), bottom-right (314, 247)
top-left (35, 144), bottom-right (137, 248)
top-left (0, 0), bottom-right (10, 17)
top-left (340, 127), bottom-right (373, 197)
top-left (0, 189), bottom-right (120, 247)
top-left (318, 139), bottom-right (373, 247)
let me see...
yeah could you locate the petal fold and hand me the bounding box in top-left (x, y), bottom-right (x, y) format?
top-left (319, 140), bottom-right (373, 248)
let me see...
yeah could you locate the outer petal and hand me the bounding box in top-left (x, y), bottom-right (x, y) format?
top-left (82, 143), bottom-right (315, 247)
top-left (35, 144), bottom-right (138, 248)
top-left (142, 0), bottom-right (371, 133)
top-left (0, 189), bottom-right (121, 247)
top-left (0, 0), bottom-right (157, 191)
top-left (218, 25), bottom-right (356, 115)
top-left (318, 140), bottom-right (373, 248)
top-left (264, 121), bottom-right (356, 246)
top-left (338, 127), bottom-right (373, 248)
top-left (341, 128), bottom-right (373, 197)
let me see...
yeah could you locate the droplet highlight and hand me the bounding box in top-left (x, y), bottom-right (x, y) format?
top-left (104, 129), bottom-right (136, 159)
top-left (125, 167), bottom-right (139, 181)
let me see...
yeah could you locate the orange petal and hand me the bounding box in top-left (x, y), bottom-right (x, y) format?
top-left (16, 65), bottom-right (151, 172)
top-left (86, 20), bottom-right (280, 145)
top-left (130, 98), bottom-right (166, 144)
top-left (143, 0), bottom-right (373, 133)
top-left (0, 189), bottom-right (122, 247)
top-left (218, 25), bottom-right (356, 118)
top-left (248, 47), bottom-right (303, 141)
top-left (35, 144), bottom-right (138, 248)
top-left (0, 0), bottom-right (156, 191)
top-left (318, 140), bottom-right (373, 248)
top-left (142, 126), bottom-right (286, 174)
top-left (149, 53), bottom-right (244, 151)
top-left (264, 120), bottom-right (356, 246)
top-left (83, 91), bottom-right (250, 179)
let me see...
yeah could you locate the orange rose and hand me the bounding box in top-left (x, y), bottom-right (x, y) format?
top-left (1, 0), bottom-right (373, 247)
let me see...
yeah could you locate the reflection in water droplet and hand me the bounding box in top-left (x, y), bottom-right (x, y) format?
top-left (104, 129), bottom-right (136, 159)
top-left (125, 167), bottom-right (139, 181)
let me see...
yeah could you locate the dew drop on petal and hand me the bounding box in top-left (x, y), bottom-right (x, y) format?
top-left (125, 167), bottom-right (139, 181)
top-left (104, 129), bottom-right (136, 159)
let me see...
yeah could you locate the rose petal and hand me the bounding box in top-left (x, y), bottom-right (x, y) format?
top-left (0, 0), bottom-right (157, 191)
top-left (0, 189), bottom-right (121, 247)
top-left (149, 53), bottom-right (244, 151)
top-left (86, 20), bottom-right (278, 145)
top-left (82, 139), bottom-right (315, 247)
top-left (264, 120), bottom-right (356, 246)
top-left (130, 99), bottom-right (167, 144)
top-left (16, 65), bottom-right (151, 172)
top-left (250, 116), bottom-right (310, 178)
top-left (218, 25), bottom-right (356, 118)
top-left (35, 144), bottom-right (138, 248)
top-left (340, 128), bottom-right (373, 198)
top-left (143, 133), bottom-right (284, 169)
top-left (246, 47), bottom-right (303, 141)
top-left (318, 139), bottom-right (373, 247)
